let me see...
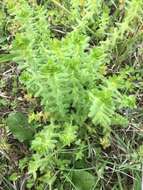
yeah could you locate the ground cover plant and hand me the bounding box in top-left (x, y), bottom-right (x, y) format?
top-left (0, 0), bottom-right (143, 189)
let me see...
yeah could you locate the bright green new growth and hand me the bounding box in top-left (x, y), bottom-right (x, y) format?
top-left (7, 0), bottom-right (137, 128)
top-left (1, 0), bottom-right (143, 189)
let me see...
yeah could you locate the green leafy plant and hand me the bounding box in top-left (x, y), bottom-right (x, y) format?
top-left (7, 112), bottom-right (34, 142)
top-left (0, 0), bottom-right (143, 189)
top-left (71, 170), bottom-right (96, 190)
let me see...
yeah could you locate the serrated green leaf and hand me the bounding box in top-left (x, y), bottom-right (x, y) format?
top-left (71, 170), bottom-right (96, 190)
top-left (7, 112), bottom-right (34, 142)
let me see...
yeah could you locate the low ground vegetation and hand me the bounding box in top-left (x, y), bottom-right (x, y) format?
top-left (0, 0), bottom-right (143, 189)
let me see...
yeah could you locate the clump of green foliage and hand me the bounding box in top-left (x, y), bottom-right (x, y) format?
top-left (0, 0), bottom-right (143, 189)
